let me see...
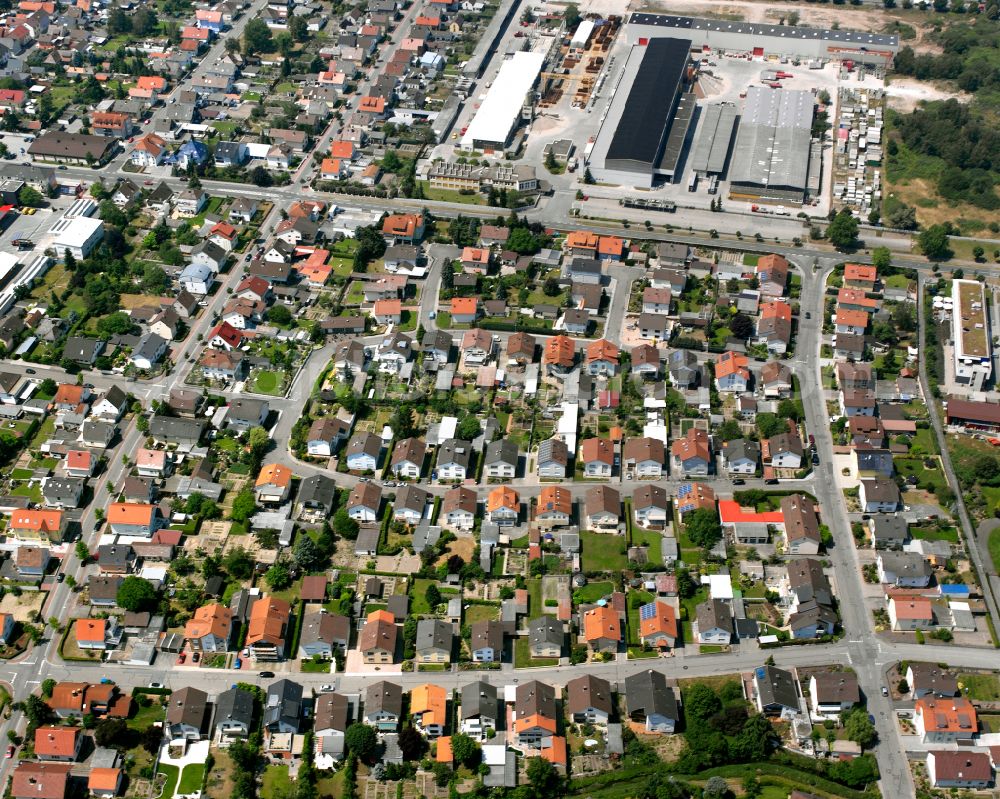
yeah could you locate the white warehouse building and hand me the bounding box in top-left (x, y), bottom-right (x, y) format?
top-left (51, 216), bottom-right (105, 260)
top-left (460, 51), bottom-right (545, 152)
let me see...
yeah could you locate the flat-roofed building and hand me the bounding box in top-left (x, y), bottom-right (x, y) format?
top-left (952, 279), bottom-right (992, 392)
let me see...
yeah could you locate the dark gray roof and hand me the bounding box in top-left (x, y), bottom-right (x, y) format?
top-left (366, 681), bottom-right (402, 716)
top-left (167, 687), bottom-right (208, 729)
top-left (755, 665), bottom-right (798, 710)
top-left (416, 618), bottom-right (452, 653)
top-left (264, 679), bottom-right (304, 732)
top-left (625, 669), bottom-right (679, 722)
top-left (870, 515), bottom-right (908, 544)
top-left (228, 397), bottom-right (269, 424)
top-left (215, 687), bottom-right (254, 730)
top-left (438, 439), bottom-right (473, 470)
top-left (42, 476), bottom-right (84, 505)
top-left (461, 681), bottom-right (498, 719)
top-left (149, 416), bottom-right (207, 443)
top-left (299, 474), bottom-right (336, 509)
top-left (696, 598), bottom-right (732, 634)
top-left (395, 484), bottom-right (429, 515)
top-left (485, 438), bottom-right (518, 467)
top-left (528, 616), bottom-right (563, 648)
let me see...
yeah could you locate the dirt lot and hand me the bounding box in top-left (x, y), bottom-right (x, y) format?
top-left (0, 591), bottom-right (45, 623)
top-left (436, 536), bottom-right (476, 567)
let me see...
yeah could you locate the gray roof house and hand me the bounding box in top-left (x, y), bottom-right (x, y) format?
top-left (63, 336), bottom-right (104, 365)
top-left (415, 618), bottom-right (452, 663)
top-left (537, 437), bottom-right (569, 478)
top-left (42, 477), bottom-right (84, 509)
top-left (460, 681), bottom-right (499, 739)
top-left (299, 612), bottom-right (350, 659)
top-left (166, 687), bottom-right (208, 740)
top-left (668, 349), bottom-right (700, 388)
top-left (364, 681), bottom-right (402, 731)
top-left (149, 417), bottom-right (207, 450)
top-left (264, 679), bottom-right (304, 734)
top-left (225, 398), bottom-right (269, 432)
top-left (528, 616), bottom-right (563, 658)
top-left (484, 439), bottom-right (518, 480)
top-left (215, 687), bottom-right (254, 743)
top-left (298, 474), bottom-right (336, 519)
top-left (753, 665), bottom-right (799, 718)
top-left (625, 670), bottom-right (679, 733)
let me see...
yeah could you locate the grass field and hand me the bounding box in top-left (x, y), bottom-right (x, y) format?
top-left (526, 577), bottom-right (543, 619)
top-left (893, 456), bottom-right (948, 496)
top-left (179, 764), bottom-right (205, 793)
top-left (580, 531), bottom-right (628, 572)
top-left (909, 427), bottom-right (939, 456)
top-left (262, 765), bottom-right (294, 797)
top-left (416, 181), bottom-right (487, 205)
top-left (573, 580), bottom-right (613, 604)
top-left (959, 672), bottom-right (1000, 700)
top-left (158, 764), bottom-right (179, 799)
top-left (630, 527), bottom-right (662, 566)
top-left (127, 700), bottom-right (165, 731)
top-left (465, 603), bottom-right (500, 624)
top-left (989, 528), bottom-right (1000, 574)
top-left (410, 578), bottom-right (438, 615)
top-left (249, 370), bottom-right (285, 396)
top-left (911, 525), bottom-right (958, 543)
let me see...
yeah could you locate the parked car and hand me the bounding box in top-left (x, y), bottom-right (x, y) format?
top-left (260, 671), bottom-right (275, 678)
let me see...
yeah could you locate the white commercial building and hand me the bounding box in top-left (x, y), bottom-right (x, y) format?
top-left (50, 216), bottom-right (105, 259)
top-left (952, 279), bottom-right (992, 392)
top-left (461, 51), bottom-right (545, 151)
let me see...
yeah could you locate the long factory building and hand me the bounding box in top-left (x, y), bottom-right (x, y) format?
top-left (460, 51), bottom-right (545, 152)
top-left (625, 14), bottom-right (899, 66)
top-left (588, 37), bottom-right (694, 188)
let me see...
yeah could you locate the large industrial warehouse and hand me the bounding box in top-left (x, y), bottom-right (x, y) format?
top-left (689, 103), bottom-right (738, 177)
top-left (625, 14), bottom-right (899, 66)
top-left (588, 37), bottom-right (694, 187)
top-left (728, 86), bottom-right (816, 204)
top-left (461, 51), bottom-right (545, 152)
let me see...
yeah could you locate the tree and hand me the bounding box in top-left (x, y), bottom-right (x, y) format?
top-left (344, 724), bottom-right (378, 761)
top-left (398, 726), bottom-right (426, 761)
top-left (685, 508), bottom-right (722, 549)
top-left (507, 227), bottom-right (540, 255)
top-left (267, 305), bottom-right (293, 325)
top-left (141, 264), bottom-right (170, 295)
top-left (456, 415), bottom-right (481, 440)
top-left (23, 694), bottom-right (52, 727)
top-left (684, 683), bottom-right (722, 722)
top-left (230, 489), bottom-right (257, 523)
top-left (827, 209), bottom-right (859, 250)
top-left (450, 732), bottom-right (480, 768)
top-left (75, 540), bottom-right (90, 563)
top-left (886, 203), bottom-right (918, 230)
top-left (289, 13), bottom-right (308, 41)
top-left (732, 713), bottom-right (777, 761)
top-left (39, 378), bottom-right (57, 397)
top-left (17, 185), bottom-right (43, 208)
top-left (919, 224), bottom-right (953, 260)
top-left (41, 679), bottom-right (55, 698)
top-left (381, 150), bottom-right (403, 172)
top-left (333, 508), bottom-right (359, 540)
top-left (224, 547), bottom-right (254, 580)
top-left (702, 776), bottom-right (729, 799)
top-left (265, 560), bottom-right (293, 590)
top-left (293, 534), bottom-right (323, 571)
top-left (116, 576), bottom-right (157, 612)
top-left (729, 312), bottom-right (753, 339)
top-left (425, 583), bottom-right (441, 608)
top-left (94, 718), bottom-right (129, 748)
top-left (525, 757), bottom-right (560, 796)
top-left (142, 724), bottom-right (163, 755)
top-left (872, 246), bottom-right (891, 270)
top-left (244, 18), bottom-right (273, 54)
top-left (250, 165), bottom-right (274, 187)
top-left (843, 707), bottom-right (877, 748)
top-left (247, 427), bottom-right (270, 470)
top-left (564, 2), bottom-right (581, 28)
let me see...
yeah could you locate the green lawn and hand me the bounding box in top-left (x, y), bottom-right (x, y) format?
top-left (626, 590), bottom-right (654, 645)
top-left (572, 581), bottom-right (613, 604)
top-left (743, 254), bottom-right (760, 266)
top-left (911, 525), bottom-right (959, 543)
top-left (894, 457), bottom-right (948, 496)
top-left (630, 528), bottom-right (662, 566)
top-left (301, 658), bottom-right (332, 673)
top-left (398, 309), bottom-right (417, 332)
top-left (10, 469), bottom-right (32, 480)
top-left (435, 311), bottom-right (452, 329)
top-left (465, 603), bottom-right (500, 624)
top-left (580, 531), bottom-right (628, 572)
top-left (127, 699), bottom-right (165, 731)
top-left (989, 528), bottom-right (1000, 573)
top-left (249, 370), bottom-right (285, 396)
top-left (262, 765), bottom-right (294, 797)
top-left (410, 578), bottom-right (438, 615)
top-left (526, 577), bottom-right (543, 620)
top-left (959, 673), bottom-right (1000, 700)
top-left (178, 764), bottom-right (205, 793)
top-left (910, 427), bottom-right (939, 456)
top-left (273, 82), bottom-right (296, 93)
top-left (330, 256), bottom-right (354, 277)
top-left (10, 484), bottom-right (41, 502)
top-left (416, 181), bottom-right (487, 205)
top-left (885, 273), bottom-right (912, 289)
top-left (158, 764), bottom-right (179, 799)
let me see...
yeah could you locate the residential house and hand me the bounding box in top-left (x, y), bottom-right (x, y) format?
top-left (470, 620), bottom-right (504, 663)
top-left (255, 463), bottom-right (293, 504)
top-left (639, 600), bottom-right (678, 650)
top-left (580, 437), bottom-right (614, 478)
top-left (585, 485), bottom-right (620, 532)
top-left (486, 486), bottom-right (519, 527)
top-left (437, 439), bottom-right (473, 481)
top-left (415, 619), bottom-right (452, 663)
top-left (753, 665), bottom-right (799, 718)
top-left (781, 494), bottom-right (821, 555)
top-left (633, 484), bottom-right (669, 528)
top-left (859, 478), bottom-right (901, 513)
top-left (184, 603), bottom-right (233, 652)
top-left (364, 681), bottom-right (402, 731)
top-left (347, 482), bottom-right (382, 522)
top-left (441, 486), bottom-right (477, 531)
top-left (359, 610), bottom-right (397, 664)
top-left (567, 674), bottom-right (613, 727)
top-left (582, 605), bottom-right (620, 653)
top-left (671, 428), bottom-right (711, 476)
top-left (537, 438), bottom-right (569, 478)
top-left (215, 687), bottom-right (254, 744)
top-left (264, 680), bottom-right (303, 734)
top-left (166, 687), bottom-right (208, 740)
top-left (461, 681), bottom-right (499, 739)
top-left (536, 486), bottom-right (572, 528)
top-left (622, 437), bottom-right (665, 479)
top-left (528, 617), bottom-right (563, 658)
top-left (484, 439), bottom-right (518, 480)
top-left (390, 437), bottom-right (426, 480)
top-left (345, 432), bottom-right (381, 472)
top-left (511, 681), bottom-right (557, 747)
top-left (625, 670), bottom-right (679, 733)
top-left (809, 672), bottom-right (859, 719)
top-left (695, 598), bottom-right (732, 644)
top-left (914, 697), bottom-right (978, 743)
top-left (411, 683), bottom-right (447, 738)
top-left (715, 351), bottom-right (750, 393)
top-left (246, 596), bottom-right (291, 661)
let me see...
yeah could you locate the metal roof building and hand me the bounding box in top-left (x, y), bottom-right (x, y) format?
top-left (729, 86), bottom-right (814, 203)
top-left (460, 51), bottom-right (545, 151)
top-left (689, 102), bottom-right (738, 177)
top-left (625, 13), bottom-right (899, 65)
top-left (589, 37), bottom-right (693, 187)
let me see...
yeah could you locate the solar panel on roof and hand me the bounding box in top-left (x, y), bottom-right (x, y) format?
top-left (639, 603), bottom-right (658, 620)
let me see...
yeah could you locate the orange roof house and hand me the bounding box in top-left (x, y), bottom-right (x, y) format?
top-left (461, 247), bottom-right (490, 270)
top-left (411, 683), bottom-right (447, 735)
top-left (34, 726), bottom-right (80, 760)
top-left (638, 600), bottom-right (678, 646)
top-left (844, 263), bottom-right (877, 287)
top-left (487, 485), bottom-right (518, 513)
top-left (88, 768), bottom-right (123, 796)
top-left (320, 158), bottom-right (346, 179)
top-left (245, 596), bottom-right (291, 658)
top-left (582, 605), bottom-right (620, 652)
top-left (184, 603), bottom-right (233, 649)
top-left (586, 338), bottom-right (620, 365)
top-left (329, 140), bottom-right (356, 160)
top-left (760, 301), bottom-right (792, 322)
top-left (373, 298), bottom-right (403, 321)
top-left (9, 509), bottom-right (64, 542)
top-left (715, 351), bottom-right (750, 382)
top-left (381, 213), bottom-right (424, 242)
top-left (837, 287), bottom-right (878, 311)
top-left (359, 96), bottom-right (386, 114)
top-left (566, 230), bottom-right (599, 254)
top-left (672, 428), bottom-right (711, 467)
top-left (52, 383), bottom-right (85, 408)
top-left (597, 235), bottom-right (624, 259)
top-left (580, 437), bottom-right (614, 466)
top-left (544, 335), bottom-right (575, 369)
top-left (450, 297), bottom-right (479, 320)
top-left (136, 76), bottom-right (167, 92)
top-left (914, 697), bottom-right (978, 741)
top-left (255, 463), bottom-right (292, 489)
top-left (536, 485), bottom-right (572, 520)
top-left (75, 619), bottom-right (108, 648)
top-left (835, 308), bottom-right (869, 330)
